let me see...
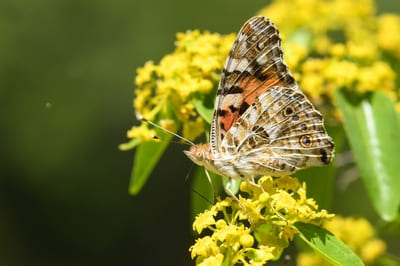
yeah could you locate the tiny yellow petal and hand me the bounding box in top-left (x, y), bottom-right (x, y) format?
top-left (193, 211), bottom-right (216, 234)
top-left (240, 234), bottom-right (254, 248)
top-left (198, 254), bottom-right (224, 266)
top-left (190, 236), bottom-right (220, 259)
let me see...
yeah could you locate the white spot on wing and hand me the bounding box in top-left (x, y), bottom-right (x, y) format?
top-left (225, 58), bottom-right (250, 72)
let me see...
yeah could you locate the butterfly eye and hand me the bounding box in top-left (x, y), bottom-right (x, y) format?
top-left (299, 135), bottom-right (312, 147)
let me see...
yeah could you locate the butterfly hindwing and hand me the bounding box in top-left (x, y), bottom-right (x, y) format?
top-left (220, 86), bottom-right (334, 176)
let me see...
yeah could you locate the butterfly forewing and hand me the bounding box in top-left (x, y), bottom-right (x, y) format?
top-left (211, 16), bottom-right (296, 155)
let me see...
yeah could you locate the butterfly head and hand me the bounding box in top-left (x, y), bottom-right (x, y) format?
top-left (184, 144), bottom-right (212, 167)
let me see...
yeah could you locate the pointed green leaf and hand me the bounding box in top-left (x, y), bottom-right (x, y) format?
top-left (190, 167), bottom-right (222, 220)
top-left (295, 222), bottom-right (364, 266)
top-left (129, 132), bottom-right (172, 195)
top-left (296, 125), bottom-right (345, 209)
top-left (295, 165), bottom-right (336, 210)
top-left (336, 90), bottom-right (400, 221)
top-left (193, 97), bottom-right (214, 124)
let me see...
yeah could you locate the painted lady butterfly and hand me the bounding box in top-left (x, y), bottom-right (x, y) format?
top-left (184, 16), bottom-right (334, 191)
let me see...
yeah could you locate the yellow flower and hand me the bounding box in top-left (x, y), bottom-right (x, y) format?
top-left (282, 42), bottom-right (308, 69)
top-left (377, 14), bottom-right (400, 58)
top-left (297, 252), bottom-right (327, 266)
top-left (259, 0), bottom-right (375, 35)
top-left (324, 217), bottom-right (374, 251)
top-left (357, 61), bottom-right (396, 94)
top-left (247, 245), bottom-right (276, 264)
top-left (197, 254), bottom-right (224, 266)
top-left (190, 236), bottom-right (220, 259)
top-left (313, 35), bottom-right (331, 55)
top-left (346, 40), bottom-right (378, 61)
top-left (299, 59), bottom-right (326, 100)
top-left (271, 191), bottom-right (296, 214)
top-left (360, 239), bottom-right (387, 264)
top-left (129, 0), bottom-right (400, 147)
top-left (256, 0), bottom-right (399, 122)
top-left (182, 116), bottom-right (205, 141)
top-left (130, 30), bottom-right (235, 143)
top-left (190, 176), bottom-right (333, 265)
top-left (126, 124), bottom-right (156, 142)
top-left (240, 233), bottom-right (254, 248)
top-left (329, 43), bottom-right (346, 59)
top-left (193, 210), bottom-right (216, 234)
top-left (213, 224), bottom-right (244, 245)
top-left (135, 61), bottom-right (156, 87)
top-left (159, 119), bottom-right (177, 133)
top-left (396, 101), bottom-right (400, 112)
top-left (324, 60), bottom-right (359, 89)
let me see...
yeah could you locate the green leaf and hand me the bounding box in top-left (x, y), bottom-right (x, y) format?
top-left (222, 177), bottom-right (241, 195)
top-left (190, 167), bottom-right (222, 220)
top-left (128, 131), bottom-right (172, 195)
top-left (118, 137), bottom-right (141, 151)
top-left (254, 223), bottom-right (272, 242)
top-left (336, 90), bottom-right (400, 221)
top-left (295, 222), bottom-right (364, 266)
top-left (192, 97), bottom-right (214, 124)
top-left (286, 29), bottom-right (313, 49)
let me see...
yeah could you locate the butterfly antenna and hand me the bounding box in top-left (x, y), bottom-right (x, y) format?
top-left (150, 134), bottom-right (187, 145)
top-left (137, 113), bottom-right (195, 146)
top-left (190, 187), bottom-right (213, 205)
top-left (184, 163), bottom-right (195, 183)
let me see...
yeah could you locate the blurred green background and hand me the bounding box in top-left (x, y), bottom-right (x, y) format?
top-left (0, 0), bottom-right (399, 265)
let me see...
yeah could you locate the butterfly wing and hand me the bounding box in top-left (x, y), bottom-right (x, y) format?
top-left (220, 86), bottom-right (334, 177)
top-left (210, 16), bottom-right (296, 155)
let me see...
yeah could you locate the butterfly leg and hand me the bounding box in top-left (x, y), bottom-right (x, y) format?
top-left (204, 169), bottom-right (216, 202)
top-left (225, 179), bottom-right (254, 224)
top-left (248, 177), bottom-right (265, 192)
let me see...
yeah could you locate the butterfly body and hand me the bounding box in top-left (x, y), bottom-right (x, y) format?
top-left (184, 16), bottom-right (334, 182)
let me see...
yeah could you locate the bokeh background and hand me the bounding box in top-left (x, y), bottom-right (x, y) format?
top-left (1, 0), bottom-right (399, 265)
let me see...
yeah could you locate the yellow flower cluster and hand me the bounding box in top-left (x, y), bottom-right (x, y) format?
top-left (128, 30), bottom-right (235, 142)
top-left (297, 216), bottom-right (387, 265)
top-left (259, 0), bottom-right (399, 111)
top-left (190, 176), bottom-right (333, 265)
top-left (129, 0), bottom-right (400, 146)
top-left (127, 1), bottom-right (398, 261)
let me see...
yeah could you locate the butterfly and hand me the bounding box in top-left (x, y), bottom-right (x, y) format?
top-left (184, 16), bottom-right (334, 193)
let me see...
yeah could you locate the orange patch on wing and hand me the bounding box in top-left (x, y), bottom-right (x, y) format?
top-left (241, 73), bottom-right (283, 105)
top-left (220, 110), bottom-right (239, 132)
top-left (219, 73), bottom-right (283, 133)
